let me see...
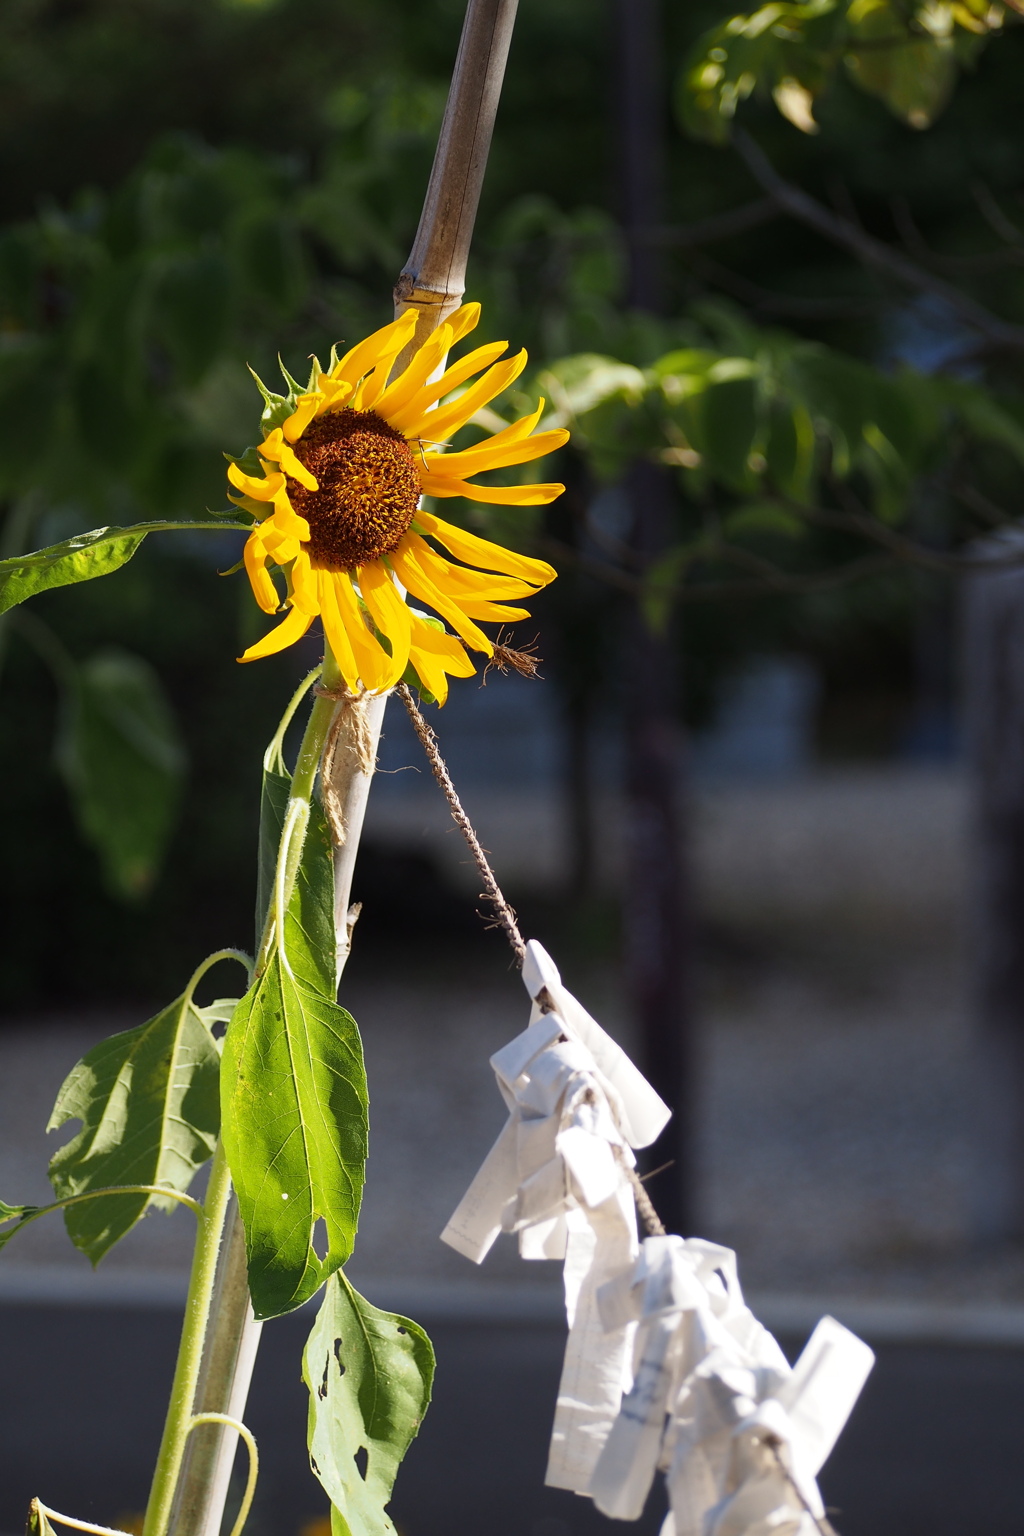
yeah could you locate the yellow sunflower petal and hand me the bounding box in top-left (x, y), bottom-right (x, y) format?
top-left (419, 475), bottom-right (565, 507)
top-left (357, 562), bottom-right (412, 680)
top-left (401, 531), bottom-right (537, 600)
top-left (415, 566), bottom-right (537, 602)
top-left (424, 428), bottom-right (569, 479)
top-left (421, 400), bottom-right (543, 466)
top-left (408, 616), bottom-right (476, 705)
top-left (266, 491), bottom-right (311, 544)
top-left (390, 539), bottom-right (493, 655)
top-left (260, 433), bottom-right (318, 492)
top-left (373, 323), bottom-right (455, 424)
top-left (445, 302), bottom-right (482, 347)
top-left (330, 311), bottom-right (418, 387)
top-left (258, 522), bottom-right (303, 563)
top-left (333, 569), bottom-right (398, 691)
top-left (391, 344), bottom-right (517, 438)
top-left (414, 511), bottom-right (557, 586)
top-left (227, 464), bottom-right (284, 502)
top-left (352, 326), bottom-right (424, 413)
top-left (243, 533), bottom-right (281, 615)
top-left (317, 571), bottom-right (362, 694)
top-left (238, 603), bottom-right (314, 663)
top-left (311, 377), bottom-right (354, 420)
top-left (455, 600), bottom-right (532, 622)
top-left (282, 393), bottom-right (322, 443)
top-left (289, 551), bottom-right (321, 617)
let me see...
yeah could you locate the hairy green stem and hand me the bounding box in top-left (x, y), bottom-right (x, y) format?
top-left (0, 1186), bottom-right (205, 1244)
top-left (142, 1142), bottom-right (234, 1536)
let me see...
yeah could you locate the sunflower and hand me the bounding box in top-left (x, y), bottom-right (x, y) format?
top-left (226, 303), bottom-right (567, 703)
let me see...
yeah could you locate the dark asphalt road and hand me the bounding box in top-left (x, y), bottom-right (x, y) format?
top-left (0, 1305), bottom-right (1021, 1536)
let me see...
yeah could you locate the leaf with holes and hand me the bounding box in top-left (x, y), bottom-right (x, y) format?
top-left (303, 1272), bottom-right (434, 1536)
top-left (47, 982), bottom-right (223, 1263)
top-left (221, 954), bottom-right (368, 1318)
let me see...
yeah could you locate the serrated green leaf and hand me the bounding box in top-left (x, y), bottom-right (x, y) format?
top-left (0, 519), bottom-right (252, 615)
top-left (0, 526), bottom-right (150, 614)
top-left (57, 647), bottom-right (186, 900)
top-left (195, 998), bottom-right (238, 1033)
top-left (47, 983), bottom-right (222, 1264)
top-left (221, 956), bottom-right (368, 1318)
top-left (254, 764), bottom-right (336, 991)
top-left (303, 1273), bottom-right (434, 1536)
top-left (225, 708), bottom-right (359, 1318)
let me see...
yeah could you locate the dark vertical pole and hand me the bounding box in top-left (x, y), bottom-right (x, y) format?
top-left (614, 0), bottom-right (694, 1234)
top-left (964, 538), bottom-right (1024, 1237)
top-left (616, 0), bottom-right (663, 312)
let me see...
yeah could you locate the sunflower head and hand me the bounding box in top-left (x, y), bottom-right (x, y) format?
top-left (226, 304), bottom-right (568, 704)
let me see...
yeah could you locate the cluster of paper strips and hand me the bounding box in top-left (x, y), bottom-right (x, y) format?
top-left (442, 939), bottom-right (672, 1490)
top-left (442, 941), bottom-right (874, 1533)
top-left (591, 1237), bottom-right (874, 1534)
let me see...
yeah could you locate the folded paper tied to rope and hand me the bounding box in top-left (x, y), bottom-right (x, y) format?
top-left (441, 939), bottom-right (672, 1493)
top-left (591, 1236), bottom-right (874, 1533)
top-left (441, 943), bottom-right (873, 1530)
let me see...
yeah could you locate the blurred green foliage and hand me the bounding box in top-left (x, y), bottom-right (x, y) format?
top-left (3, 0), bottom-right (1024, 1004)
top-left (680, 0), bottom-right (1021, 141)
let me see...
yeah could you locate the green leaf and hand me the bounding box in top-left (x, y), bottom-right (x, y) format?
top-left (221, 956), bottom-right (368, 1319)
top-left (254, 763), bottom-right (336, 990)
top-left (845, 0), bottom-right (956, 129)
top-left (303, 1272), bottom-right (434, 1536)
top-left (724, 501), bottom-right (805, 537)
top-left (537, 354), bottom-right (647, 423)
top-left (47, 980), bottom-right (222, 1264)
top-left (0, 1199), bottom-right (39, 1250)
top-left (765, 400), bottom-right (817, 501)
top-left (0, 519), bottom-right (251, 615)
top-left (57, 647), bottom-right (187, 900)
top-left (226, 718), bottom-right (362, 1319)
top-left (0, 1200), bottom-right (33, 1221)
top-left (0, 526), bottom-right (150, 614)
top-left (701, 374), bottom-right (759, 492)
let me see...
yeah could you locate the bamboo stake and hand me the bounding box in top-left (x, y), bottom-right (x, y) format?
top-left (163, 5), bottom-right (521, 1533)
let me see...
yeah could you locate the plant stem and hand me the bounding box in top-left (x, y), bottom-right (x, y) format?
top-left (142, 1142), bottom-right (233, 1536)
top-left (154, 5), bottom-right (523, 1533)
top-left (164, 668), bottom-right (343, 1536)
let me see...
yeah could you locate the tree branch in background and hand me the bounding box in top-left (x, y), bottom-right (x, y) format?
top-left (639, 198), bottom-right (779, 248)
top-left (733, 130), bottom-right (1024, 353)
top-left (683, 246), bottom-right (883, 320)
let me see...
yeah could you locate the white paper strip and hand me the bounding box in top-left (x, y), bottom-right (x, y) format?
top-left (585, 1238), bottom-right (872, 1536)
top-left (442, 942), bottom-right (678, 1494)
top-left (522, 941), bottom-right (671, 1149)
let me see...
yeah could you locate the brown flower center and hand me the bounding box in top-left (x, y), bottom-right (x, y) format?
top-left (287, 407), bottom-right (420, 571)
